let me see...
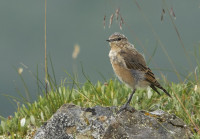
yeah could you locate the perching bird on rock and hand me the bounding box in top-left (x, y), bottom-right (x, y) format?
top-left (107, 32), bottom-right (171, 113)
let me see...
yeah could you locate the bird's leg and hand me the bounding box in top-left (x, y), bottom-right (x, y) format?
top-left (117, 89), bottom-right (136, 114)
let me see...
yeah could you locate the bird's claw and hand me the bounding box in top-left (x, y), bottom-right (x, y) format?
top-left (116, 104), bottom-right (135, 114)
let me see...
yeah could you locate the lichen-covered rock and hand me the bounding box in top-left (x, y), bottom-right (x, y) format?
top-left (34, 104), bottom-right (192, 139)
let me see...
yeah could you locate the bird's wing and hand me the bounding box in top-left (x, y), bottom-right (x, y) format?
top-left (124, 57), bottom-right (158, 86)
top-left (119, 50), bottom-right (156, 82)
top-left (120, 49), bottom-right (171, 97)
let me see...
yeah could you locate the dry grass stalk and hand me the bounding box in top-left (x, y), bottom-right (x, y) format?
top-left (18, 68), bottom-right (23, 75)
top-left (103, 15), bottom-right (106, 29)
top-left (72, 44), bottom-right (80, 59)
top-left (20, 62), bottom-right (28, 69)
top-left (161, 8), bottom-right (165, 21)
top-left (115, 8), bottom-right (120, 20)
top-left (172, 88), bottom-right (200, 134)
top-left (170, 7), bottom-right (176, 19)
top-left (103, 8), bottom-right (124, 30)
top-left (44, 0), bottom-right (48, 95)
top-left (109, 14), bottom-right (114, 28)
top-left (119, 16), bottom-right (124, 30)
top-left (162, 8), bottom-right (165, 14)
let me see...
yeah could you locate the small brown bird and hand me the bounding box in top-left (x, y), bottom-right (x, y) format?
top-left (107, 32), bottom-right (171, 113)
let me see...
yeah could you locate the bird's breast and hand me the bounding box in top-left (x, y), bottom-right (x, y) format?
top-left (109, 50), bottom-right (117, 62)
top-left (109, 50), bottom-right (135, 89)
top-left (111, 63), bottom-right (135, 89)
top-left (109, 50), bottom-right (124, 64)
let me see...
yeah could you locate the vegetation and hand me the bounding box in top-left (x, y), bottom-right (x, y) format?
top-left (0, 73), bottom-right (200, 138)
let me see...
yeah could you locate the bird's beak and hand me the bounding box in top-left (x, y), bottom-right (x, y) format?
top-left (106, 39), bottom-right (111, 42)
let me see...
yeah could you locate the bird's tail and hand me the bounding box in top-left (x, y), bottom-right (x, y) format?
top-left (151, 84), bottom-right (171, 97)
top-left (150, 85), bottom-right (161, 96)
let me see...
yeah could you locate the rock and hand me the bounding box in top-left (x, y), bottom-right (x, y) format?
top-left (34, 104), bottom-right (192, 139)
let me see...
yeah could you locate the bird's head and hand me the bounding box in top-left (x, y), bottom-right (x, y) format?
top-left (106, 32), bottom-right (128, 47)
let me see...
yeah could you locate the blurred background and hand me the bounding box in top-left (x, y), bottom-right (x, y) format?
top-left (0, 0), bottom-right (200, 118)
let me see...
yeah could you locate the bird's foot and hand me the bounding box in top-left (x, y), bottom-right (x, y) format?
top-left (116, 104), bottom-right (136, 114)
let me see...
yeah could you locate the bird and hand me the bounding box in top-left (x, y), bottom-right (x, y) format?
top-left (106, 32), bottom-right (171, 114)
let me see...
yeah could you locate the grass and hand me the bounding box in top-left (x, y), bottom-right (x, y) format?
top-left (0, 74), bottom-right (200, 138)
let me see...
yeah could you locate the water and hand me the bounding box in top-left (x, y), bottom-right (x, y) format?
top-left (0, 0), bottom-right (200, 117)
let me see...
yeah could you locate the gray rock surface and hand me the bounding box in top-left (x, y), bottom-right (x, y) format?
top-left (34, 104), bottom-right (192, 139)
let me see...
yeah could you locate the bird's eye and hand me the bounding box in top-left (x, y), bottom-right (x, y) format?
top-left (117, 38), bottom-right (121, 41)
